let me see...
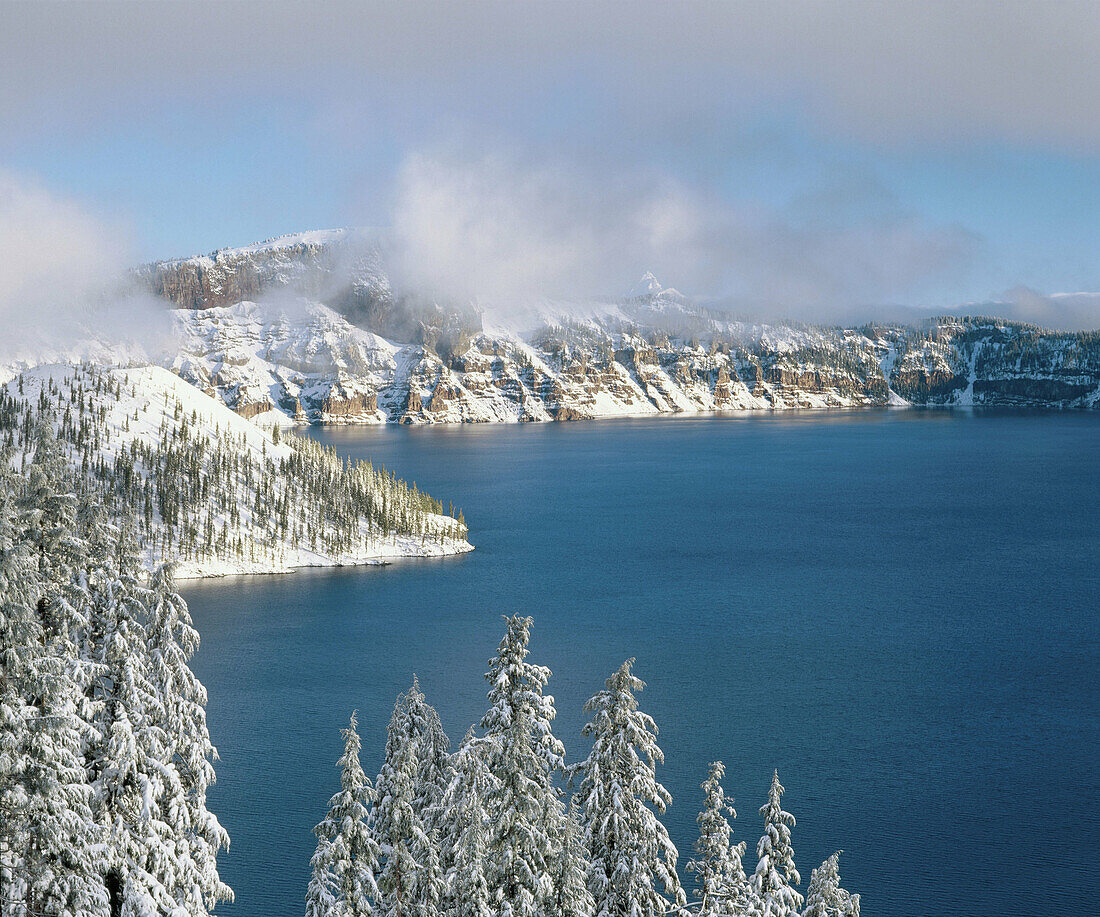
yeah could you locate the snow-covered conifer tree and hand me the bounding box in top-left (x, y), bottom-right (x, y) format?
top-left (0, 454), bottom-right (43, 914)
top-left (801, 852), bottom-right (858, 917)
top-left (402, 676), bottom-right (453, 835)
top-left (21, 422), bottom-right (85, 587)
top-left (438, 729), bottom-right (497, 917)
top-left (546, 806), bottom-right (594, 917)
top-left (144, 564), bottom-right (232, 914)
top-left (479, 615), bottom-right (568, 917)
top-left (374, 684), bottom-right (445, 917)
top-left (7, 434), bottom-right (107, 917)
top-left (751, 771), bottom-right (802, 917)
top-left (572, 658), bottom-right (684, 917)
top-left (87, 529), bottom-right (171, 917)
top-left (687, 761), bottom-right (751, 917)
top-left (306, 712), bottom-right (381, 917)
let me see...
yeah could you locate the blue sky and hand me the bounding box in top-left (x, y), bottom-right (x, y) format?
top-left (4, 1), bottom-right (1100, 325)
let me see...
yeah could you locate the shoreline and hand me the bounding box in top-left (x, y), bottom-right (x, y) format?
top-left (171, 538), bottom-right (474, 580)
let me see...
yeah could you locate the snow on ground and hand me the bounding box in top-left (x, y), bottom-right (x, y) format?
top-left (6, 363), bottom-right (472, 578)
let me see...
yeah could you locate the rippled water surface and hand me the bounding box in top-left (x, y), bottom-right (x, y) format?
top-left (183, 410), bottom-right (1100, 917)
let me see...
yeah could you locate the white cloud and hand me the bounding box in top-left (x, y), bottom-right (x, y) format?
top-left (0, 170), bottom-right (170, 362)
top-left (388, 146), bottom-right (980, 324)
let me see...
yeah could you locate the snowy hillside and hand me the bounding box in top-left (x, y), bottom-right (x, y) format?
top-left (8, 230), bottom-right (1099, 422)
top-left (1, 363), bottom-right (471, 577)
top-left (136, 232), bottom-right (1100, 419)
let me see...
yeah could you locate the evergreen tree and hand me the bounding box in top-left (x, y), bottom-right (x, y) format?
top-left (401, 676), bottom-right (453, 836)
top-left (572, 659), bottom-right (684, 917)
top-left (9, 433), bottom-right (107, 917)
top-left (438, 730), bottom-right (497, 917)
top-left (801, 852), bottom-right (858, 917)
top-left (21, 422), bottom-right (85, 588)
top-left (306, 712), bottom-right (381, 917)
top-left (750, 772), bottom-right (802, 917)
top-left (480, 615), bottom-right (567, 917)
top-left (0, 454), bottom-right (43, 916)
top-left (546, 807), bottom-right (594, 917)
top-left (687, 762), bottom-right (750, 917)
top-left (143, 565), bottom-right (232, 915)
top-left (87, 531), bottom-right (170, 917)
top-left (374, 684), bottom-right (445, 917)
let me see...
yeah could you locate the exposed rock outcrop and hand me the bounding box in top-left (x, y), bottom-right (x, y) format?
top-left (125, 232), bottom-right (1100, 421)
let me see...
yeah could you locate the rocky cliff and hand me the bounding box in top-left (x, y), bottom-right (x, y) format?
top-left (140, 231), bottom-right (1100, 422)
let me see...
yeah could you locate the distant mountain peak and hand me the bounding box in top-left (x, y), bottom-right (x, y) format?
top-left (628, 271), bottom-right (664, 298)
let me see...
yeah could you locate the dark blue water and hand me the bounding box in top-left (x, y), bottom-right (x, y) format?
top-left (182, 411), bottom-right (1100, 917)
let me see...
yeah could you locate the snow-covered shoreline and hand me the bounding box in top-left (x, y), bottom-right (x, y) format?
top-left (3, 362), bottom-right (473, 581)
top-left (171, 535), bottom-right (472, 579)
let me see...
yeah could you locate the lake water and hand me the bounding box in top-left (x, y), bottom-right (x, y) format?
top-left (182, 410), bottom-right (1100, 917)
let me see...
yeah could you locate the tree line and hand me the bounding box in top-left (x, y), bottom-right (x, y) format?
top-left (0, 366), bottom-right (467, 575)
top-left (0, 422), bottom-right (230, 917)
top-left (306, 616), bottom-right (859, 917)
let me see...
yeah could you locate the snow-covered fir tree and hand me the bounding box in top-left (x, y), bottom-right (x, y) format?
top-left (572, 658), bottom-right (685, 917)
top-left (305, 712), bottom-right (381, 917)
top-left (142, 565), bottom-right (233, 914)
top-left (0, 428), bottom-right (232, 917)
top-left (373, 682), bottom-right (446, 917)
top-left (401, 677), bottom-right (454, 837)
top-left (546, 805), bottom-right (594, 917)
top-left (438, 729), bottom-right (497, 917)
top-left (686, 761), bottom-right (751, 917)
top-left (8, 425), bottom-right (108, 917)
top-left (86, 523), bottom-right (171, 917)
top-left (801, 852), bottom-right (858, 917)
top-left (751, 771), bottom-right (803, 917)
top-left (479, 615), bottom-right (569, 917)
top-left (0, 452), bottom-right (42, 914)
top-left (299, 620), bottom-right (862, 917)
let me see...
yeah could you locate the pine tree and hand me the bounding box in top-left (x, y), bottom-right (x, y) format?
top-left (144, 564), bottom-right (232, 914)
top-left (751, 771), bottom-right (802, 917)
top-left (546, 806), bottom-right (594, 917)
top-left (374, 684), bottom-right (445, 917)
top-left (0, 454), bottom-right (44, 915)
top-left (400, 676), bottom-right (453, 836)
top-left (687, 762), bottom-right (750, 917)
top-left (21, 422), bottom-right (85, 588)
top-left (480, 615), bottom-right (567, 917)
top-left (86, 529), bottom-right (171, 917)
top-left (306, 712), bottom-right (381, 917)
top-left (572, 659), bottom-right (684, 917)
top-left (801, 852), bottom-right (858, 917)
top-left (9, 436), bottom-right (108, 917)
top-left (438, 730), bottom-right (497, 917)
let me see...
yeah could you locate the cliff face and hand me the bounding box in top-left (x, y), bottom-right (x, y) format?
top-left (138, 231), bottom-right (350, 309)
top-left (145, 232), bottom-right (1100, 422)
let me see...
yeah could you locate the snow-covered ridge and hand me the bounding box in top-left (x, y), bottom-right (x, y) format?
top-left (187, 228), bottom-right (350, 262)
top-left (163, 300), bottom-right (1100, 424)
top-left (2, 363), bottom-right (471, 577)
top-left (20, 231), bottom-right (1100, 422)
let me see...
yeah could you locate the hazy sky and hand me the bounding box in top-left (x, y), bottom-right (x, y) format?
top-left (4, 0), bottom-right (1100, 324)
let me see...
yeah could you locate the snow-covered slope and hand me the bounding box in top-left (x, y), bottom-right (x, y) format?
top-left (1, 363), bottom-right (471, 577)
top-left (15, 231), bottom-right (1100, 422)
top-left (163, 295), bottom-right (1100, 423)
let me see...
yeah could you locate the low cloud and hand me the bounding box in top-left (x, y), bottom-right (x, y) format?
top-left (991, 287), bottom-right (1100, 331)
top-left (0, 169), bottom-right (172, 365)
top-left (389, 147), bottom-right (980, 326)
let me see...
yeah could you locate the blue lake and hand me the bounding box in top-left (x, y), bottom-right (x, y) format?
top-left (182, 410), bottom-right (1100, 917)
